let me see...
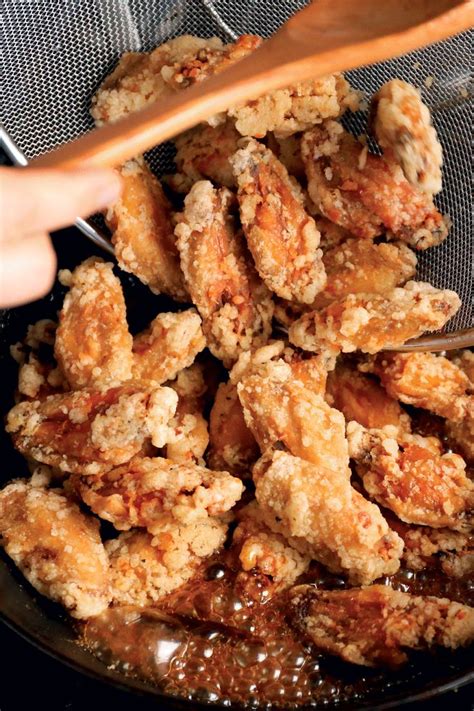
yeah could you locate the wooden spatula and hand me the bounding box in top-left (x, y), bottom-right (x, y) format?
top-left (31, 0), bottom-right (473, 170)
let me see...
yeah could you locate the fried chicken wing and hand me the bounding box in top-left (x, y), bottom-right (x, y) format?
top-left (289, 585), bottom-right (474, 668)
top-left (107, 516), bottom-right (228, 606)
top-left (301, 122), bottom-right (448, 248)
top-left (237, 353), bottom-right (348, 476)
top-left (313, 239), bottom-right (417, 309)
top-left (132, 310), bottom-right (205, 385)
top-left (91, 35), bottom-right (224, 125)
top-left (232, 501), bottom-right (310, 588)
top-left (231, 139), bottom-right (326, 303)
top-left (451, 349), bottom-right (474, 385)
top-left (254, 450), bottom-right (403, 585)
top-left (6, 385), bottom-right (178, 474)
top-left (0, 480), bottom-right (110, 618)
top-left (371, 79), bottom-right (443, 195)
top-left (165, 364), bottom-right (209, 464)
top-left (446, 411), bottom-right (474, 463)
top-left (73, 455), bottom-right (244, 529)
top-left (167, 121), bottom-right (241, 193)
top-left (55, 258), bottom-right (133, 390)
top-left (207, 380), bottom-right (259, 477)
top-left (373, 352), bottom-right (471, 422)
top-left (289, 281), bottom-right (461, 356)
top-left (175, 181), bottom-right (273, 366)
top-left (326, 361), bottom-right (411, 433)
top-left (348, 425), bottom-right (474, 530)
top-left (105, 158), bottom-right (187, 300)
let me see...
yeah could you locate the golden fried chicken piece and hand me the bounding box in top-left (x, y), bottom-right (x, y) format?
top-left (326, 361), bottom-right (411, 434)
top-left (266, 133), bottom-right (305, 179)
top-left (55, 258), bottom-right (133, 390)
top-left (371, 79), bottom-right (443, 195)
top-left (373, 352), bottom-right (471, 422)
top-left (73, 455), bottom-right (244, 530)
top-left (207, 380), bottom-right (259, 477)
top-left (348, 424), bottom-right (474, 530)
top-left (175, 181), bottom-right (273, 366)
top-left (17, 353), bottom-right (68, 400)
top-left (165, 364), bottom-right (209, 464)
top-left (167, 121), bottom-right (241, 193)
top-left (132, 310), bottom-right (205, 385)
top-left (236, 351), bottom-right (348, 475)
top-left (254, 450), bottom-right (403, 585)
top-left (107, 516), bottom-right (228, 606)
top-left (313, 239), bottom-right (417, 309)
top-left (386, 514), bottom-right (473, 574)
top-left (301, 122), bottom-right (448, 248)
top-left (91, 35), bottom-right (224, 125)
top-left (232, 501), bottom-right (310, 588)
top-left (314, 215), bottom-right (354, 251)
top-left (6, 385), bottom-right (178, 474)
top-left (289, 281), bottom-right (461, 356)
top-left (446, 411), bottom-right (474, 463)
top-left (0, 480), bottom-right (110, 618)
top-left (451, 349), bottom-right (474, 385)
top-left (105, 158), bottom-right (187, 300)
top-left (289, 585), bottom-right (474, 668)
top-left (231, 139), bottom-right (326, 303)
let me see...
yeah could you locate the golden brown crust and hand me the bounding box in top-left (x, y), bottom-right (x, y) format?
top-left (164, 364), bottom-right (209, 465)
top-left (132, 310), bottom-right (206, 385)
top-left (371, 80), bottom-right (443, 195)
top-left (106, 158), bottom-right (188, 300)
top-left (232, 139), bottom-right (326, 303)
top-left (289, 585), bottom-right (474, 667)
top-left (0, 480), bottom-right (110, 618)
top-left (73, 455), bottom-right (244, 530)
top-left (207, 380), bottom-right (259, 477)
top-left (373, 352), bottom-right (471, 422)
top-left (6, 385), bottom-right (178, 474)
top-left (289, 282), bottom-right (461, 356)
top-left (55, 258), bottom-right (133, 390)
top-left (301, 122), bottom-right (448, 248)
top-left (175, 181), bottom-right (273, 366)
top-left (254, 450), bottom-right (403, 585)
top-left (107, 517), bottom-right (228, 606)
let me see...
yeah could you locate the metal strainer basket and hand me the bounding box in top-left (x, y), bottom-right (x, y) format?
top-left (1, 0), bottom-right (472, 334)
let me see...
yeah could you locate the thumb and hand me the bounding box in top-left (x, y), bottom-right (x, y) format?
top-left (1, 166), bottom-right (122, 238)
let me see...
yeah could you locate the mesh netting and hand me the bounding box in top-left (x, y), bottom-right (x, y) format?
top-left (1, 0), bottom-right (472, 331)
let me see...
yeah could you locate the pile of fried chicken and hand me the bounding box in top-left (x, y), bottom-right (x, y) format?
top-left (1, 34), bottom-right (473, 671)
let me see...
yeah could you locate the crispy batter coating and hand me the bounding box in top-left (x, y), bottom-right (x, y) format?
top-left (289, 585), bottom-right (474, 668)
top-left (231, 139), bottom-right (326, 303)
top-left (107, 516), bottom-right (228, 606)
top-left (272, 297), bottom-right (308, 330)
top-left (446, 411), bottom-right (474, 463)
top-left (301, 122), bottom-right (448, 248)
top-left (207, 380), bottom-right (259, 477)
top-left (232, 501), bottom-right (310, 587)
top-left (106, 158), bottom-right (187, 300)
top-left (175, 181), bottom-right (273, 366)
top-left (313, 239), bottom-right (417, 309)
top-left (289, 281), bottom-right (461, 356)
top-left (373, 352), bottom-right (471, 422)
top-left (451, 349), bottom-right (474, 385)
top-left (236, 352), bottom-right (349, 476)
top-left (73, 455), bottom-right (244, 529)
top-left (165, 364), bottom-right (209, 464)
top-left (55, 258), bottom-right (133, 390)
top-left (386, 514), bottom-right (473, 574)
top-left (0, 480), bottom-right (110, 618)
top-left (254, 450), bottom-right (403, 585)
top-left (168, 121), bottom-right (241, 192)
top-left (348, 424), bottom-right (474, 530)
top-left (314, 215), bottom-right (354, 251)
top-left (371, 79), bottom-right (443, 195)
top-left (326, 361), bottom-right (411, 433)
top-left (91, 35), bottom-right (224, 125)
top-left (132, 310), bottom-right (205, 385)
top-left (266, 133), bottom-right (305, 179)
top-left (6, 385), bottom-right (178, 474)
top-left (17, 353), bottom-right (68, 400)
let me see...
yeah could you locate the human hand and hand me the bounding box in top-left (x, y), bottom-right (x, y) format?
top-left (0, 166), bottom-right (121, 308)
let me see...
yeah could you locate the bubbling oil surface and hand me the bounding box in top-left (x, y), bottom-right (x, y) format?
top-left (82, 557), bottom-right (473, 708)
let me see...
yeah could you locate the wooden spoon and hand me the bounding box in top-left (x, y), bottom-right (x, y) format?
top-left (31, 0), bottom-right (473, 170)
